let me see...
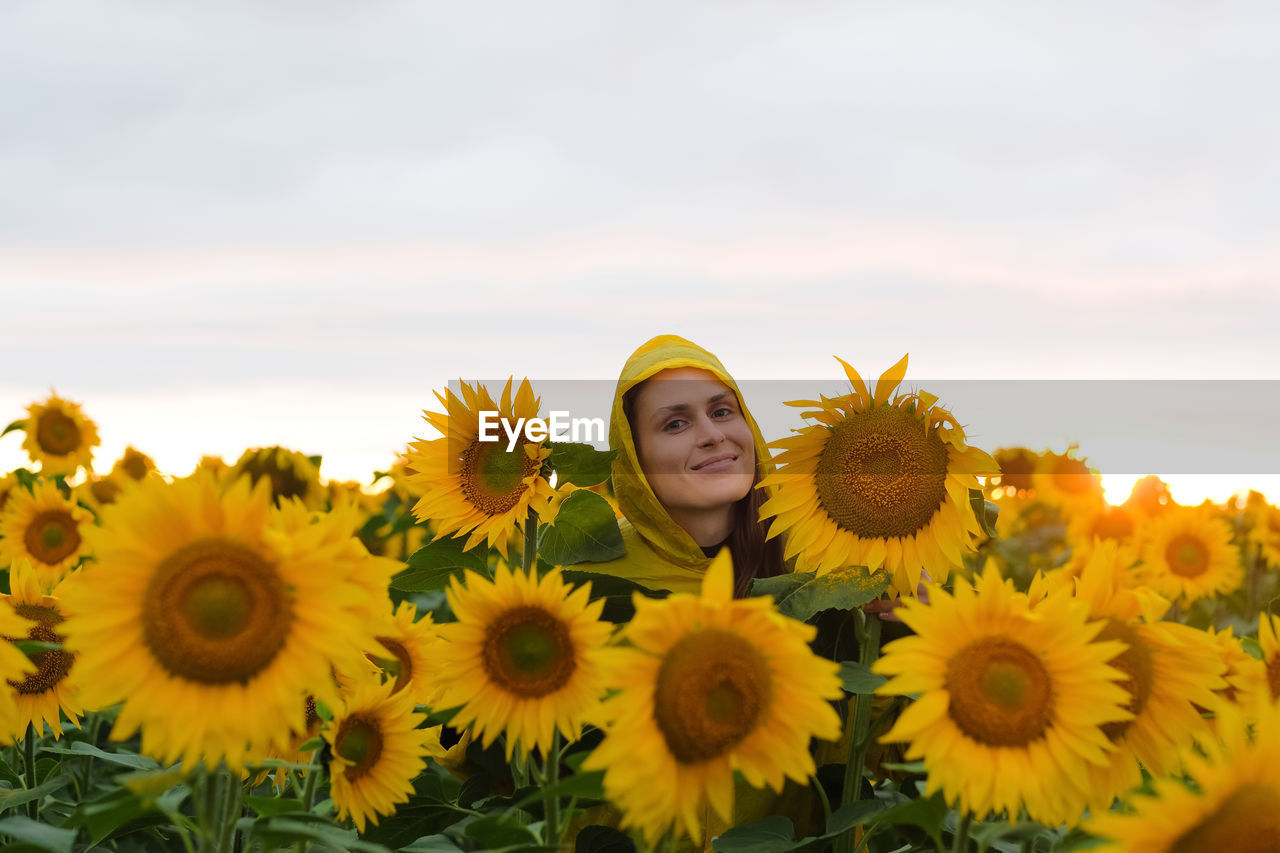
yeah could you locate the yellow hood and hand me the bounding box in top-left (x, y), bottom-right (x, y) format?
top-left (589, 335), bottom-right (776, 593)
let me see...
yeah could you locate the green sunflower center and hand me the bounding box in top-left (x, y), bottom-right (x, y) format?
top-left (1095, 619), bottom-right (1153, 741)
top-left (36, 410), bottom-right (81, 456)
top-left (653, 629), bottom-right (771, 764)
top-left (815, 406), bottom-right (949, 539)
top-left (335, 716), bottom-right (384, 781)
top-left (481, 606), bottom-right (575, 698)
top-left (370, 636), bottom-right (414, 695)
top-left (1170, 783), bottom-right (1280, 853)
top-left (946, 636), bottom-right (1053, 746)
top-left (460, 439), bottom-right (537, 517)
top-left (143, 539), bottom-right (293, 684)
top-left (1166, 534), bottom-right (1210, 578)
top-left (23, 511), bottom-right (81, 566)
top-left (6, 605), bottom-right (74, 696)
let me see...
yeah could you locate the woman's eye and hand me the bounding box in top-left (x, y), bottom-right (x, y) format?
top-left (712, 406), bottom-right (736, 419)
top-left (662, 418), bottom-right (687, 432)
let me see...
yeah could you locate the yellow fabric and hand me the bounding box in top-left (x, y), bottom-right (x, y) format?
top-left (578, 334), bottom-right (777, 594)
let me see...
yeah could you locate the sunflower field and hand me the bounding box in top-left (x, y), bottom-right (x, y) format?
top-left (2, 362), bottom-right (1279, 853)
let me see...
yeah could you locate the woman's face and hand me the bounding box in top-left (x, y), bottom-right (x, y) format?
top-left (631, 367), bottom-right (756, 517)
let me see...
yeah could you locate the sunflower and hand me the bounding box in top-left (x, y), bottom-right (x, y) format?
top-left (1202, 626), bottom-right (1267, 717)
top-left (0, 480), bottom-right (93, 590)
top-left (0, 596), bottom-right (35, 737)
top-left (873, 567), bottom-right (1131, 826)
top-left (60, 472), bottom-right (381, 770)
top-left (433, 564), bottom-right (611, 759)
top-left (325, 671), bottom-right (444, 833)
top-left (1031, 448), bottom-right (1104, 511)
top-left (1086, 702), bottom-right (1280, 852)
top-left (989, 447), bottom-right (1039, 499)
top-left (367, 601), bottom-right (437, 706)
top-left (255, 695), bottom-right (326, 790)
top-left (20, 393), bottom-right (100, 476)
top-left (1062, 504), bottom-right (1142, 580)
top-left (226, 446), bottom-right (324, 509)
top-left (1137, 507), bottom-right (1242, 605)
top-left (0, 472), bottom-right (18, 515)
top-left (81, 474), bottom-right (124, 514)
top-left (1244, 498), bottom-right (1280, 569)
top-left (111, 445), bottom-right (156, 481)
top-left (407, 378), bottom-right (559, 555)
top-left (1124, 475), bottom-right (1175, 517)
top-left (758, 355), bottom-right (999, 596)
top-left (583, 551), bottom-right (842, 846)
top-left (1260, 613), bottom-right (1280, 705)
top-left (1, 561), bottom-right (84, 739)
top-left (1056, 543), bottom-right (1225, 813)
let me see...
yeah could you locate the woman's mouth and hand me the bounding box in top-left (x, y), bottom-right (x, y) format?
top-left (692, 454), bottom-right (737, 472)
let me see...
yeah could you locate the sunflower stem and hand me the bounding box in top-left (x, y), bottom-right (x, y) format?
top-left (810, 773), bottom-right (831, 825)
top-left (23, 722), bottom-right (38, 820)
top-left (835, 609), bottom-right (882, 853)
top-left (523, 505), bottom-right (539, 575)
top-left (217, 770), bottom-right (241, 853)
top-left (542, 732), bottom-right (563, 848)
top-left (951, 811), bottom-right (971, 853)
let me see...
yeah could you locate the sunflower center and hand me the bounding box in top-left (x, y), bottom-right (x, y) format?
top-left (6, 606), bottom-right (74, 696)
top-left (240, 453), bottom-right (310, 503)
top-left (459, 440), bottom-right (537, 516)
top-left (653, 629), bottom-right (771, 764)
top-left (1166, 534), bottom-right (1210, 578)
top-left (1047, 456), bottom-right (1094, 495)
top-left (946, 636), bottom-right (1053, 746)
top-left (481, 606), bottom-right (575, 698)
top-left (1169, 783), bottom-right (1280, 853)
top-left (996, 451), bottom-right (1035, 492)
top-left (815, 406), bottom-right (949, 539)
top-left (1092, 508), bottom-right (1135, 542)
top-left (121, 450), bottom-right (151, 481)
top-left (335, 716), bottom-right (384, 782)
top-left (90, 479), bottom-right (122, 506)
top-left (1094, 619), bottom-right (1153, 740)
top-left (142, 539), bottom-right (293, 684)
top-left (1267, 657), bottom-right (1280, 701)
top-left (370, 636), bottom-right (414, 695)
top-left (23, 511), bottom-right (81, 565)
top-left (36, 411), bottom-right (81, 456)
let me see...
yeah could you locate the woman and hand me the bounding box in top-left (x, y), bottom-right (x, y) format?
top-left (583, 334), bottom-right (784, 597)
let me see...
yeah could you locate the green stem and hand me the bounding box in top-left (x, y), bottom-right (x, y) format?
top-left (522, 505), bottom-right (538, 575)
top-left (810, 773), bottom-right (831, 825)
top-left (543, 732), bottom-right (563, 848)
top-left (292, 765), bottom-right (323, 853)
top-left (951, 811), bottom-right (972, 853)
top-left (835, 610), bottom-right (882, 853)
top-left (23, 722), bottom-right (37, 820)
top-left (197, 771), bottom-right (217, 853)
top-left (217, 770), bottom-right (240, 853)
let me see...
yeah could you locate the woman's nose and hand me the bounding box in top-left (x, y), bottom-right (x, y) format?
top-left (694, 416), bottom-right (726, 446)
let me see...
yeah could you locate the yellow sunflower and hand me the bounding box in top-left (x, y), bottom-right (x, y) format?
top-left (0, 595), bottom-right (35, 737)
top-left (1, 561), bottom-right (84, 739)
top-left (1062, 503), bottom-right (1143, 580)
top-left (81, 474), bottom-right (124, 514)
top-left (367, 601), bottom-right (437, 706)
top-left (0, 480), bottom-right (93, 590)
top-left (758, 355), bottom-right (999, 596)
top-left (988, 446), bottom-right (1039, 500)
top-left (255, 695), bottom-right (325, 790)
top-left (1057, 543), bottom-right (1225, 813)
top-left (407, 378), bottom-right (559, 555)
top-left (226, 446), bottom-right (324, 509)
top-left (1137, 507), bottom-right (1242, 605)
top-left (20, 393), bottom-right (100, 476)
top-left (873, 567), bottom-right (1131, 826)
top-left (0, 472), bottom-right (19, 515)
top-left (60, 472), bottom-right (381, 770)
top-left (583, 551), bottom-right (842, 846)
top-left (325, 671), bottom-right (444, 833)
top-left (1201, 626), bottom-right (1267, 719)
top-left (1259, 613), bottom-right (1280, 705)
top-left (1031, 448), bottom-right (1105, 511)
top-left (433, 564), bottom-right (611, 759)
top-left (1086, 702), bottom-right (1280, 852)
top-left (1244, 498), bottom-right (1280, 569)
top-left (111, 445), bottom-right (156, 481)
top-left (1123, 475), bottom-right (1175, 517)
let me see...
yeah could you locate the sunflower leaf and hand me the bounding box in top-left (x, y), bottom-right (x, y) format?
top-left (759, 566), bottom-right (890, 622)
top-left (547, 443), bottom-right (617, 488)
top-left (0, 816), bottom-right (76, 853)
top-left (538, 491), bottom-right (624, 565)
top-left (838, 661), bottom-right (886, 694)
top-left (393, 538), bottom-right (490, 591)
top-left (0, 420), bottom-right (24, 438)
top-left (711, 815), bottom-right (801, 852)
top-left (970, 490), bottom-right (1000, 539)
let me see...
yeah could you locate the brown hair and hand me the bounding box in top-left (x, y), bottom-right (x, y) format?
top-left (623, 383), bottom-right (786, 598)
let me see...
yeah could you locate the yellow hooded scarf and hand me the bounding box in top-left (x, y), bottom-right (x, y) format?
top-left (580, 335), bottom-right (776, 595)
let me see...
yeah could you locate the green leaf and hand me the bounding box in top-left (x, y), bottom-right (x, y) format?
top-left (749, 572), bottom-right (812, 601)
top-left (838, 661), bottom-right (886, 695)
top-left (759, 566), bottom-right (890, 622)
top-left (245, 795), bottom-right (305, 817)
top-left (64, 787), bottom-right (148, 843)
top-left (360, 765), bottom-right (469, 849)
top-left (248, 815), bottom-right (394, 852)
top-left (539, 491), bottom-right (624, 565)
top-left (547, 443), bottom-right (616, 488)
top-left (1, 420), bottom-right (26, 438)
top-left (41, 742), bottom-right (160, 770)
top-left (392, 537), bottom-right (489, 592)
top-left (867, 791), bottom-right (947, 845)
top-left (970, 489), bottom-right (1000, 539)
top-left (970, 818), bottom-right (1053, 852)
top-left (573, 825), bottom-right (636, 853)
top-left (824, 799), bottom-right (886, 837)
top-left (399, 835), bottom-right (467, 853)
top-left (463, 814), bottom-right (542, 850)
top-left (712, 815), bottom-right (800, 852)
top-left (0, 774), bottom-right (73, 813)
top-left (0, 816), bottom-right (76, 853)
top-left (508, 769), bottom-right (605, 811)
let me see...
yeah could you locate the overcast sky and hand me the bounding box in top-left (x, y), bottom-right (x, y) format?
top-left (2, 1), bottom-right (1277, 500)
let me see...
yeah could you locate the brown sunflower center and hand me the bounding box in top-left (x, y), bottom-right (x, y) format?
top-left (652, 629), bottom-right (771, 764)
top-left (1094, 619), bottom-right (1153, 740)
top-left (1169, 783), bottom-right (1280, 853)
top-left (36, 410), bottom-right (81, 456)
top-left (370, 636), bottom-right (414, 695)
top-left (459, 439), bottom-right (537, 517)
top-left (23, 510), bottom-right (81, 566)
top-left (120, 449), bottom-right (152, 481)
top-left (142, 539), bottom-right (293, 684)
top-left (481, 606), bottom-right (575, 698)
top-left (335, 716), bottom-right (384, 782)
top-left (946, 636), bottom-right (1053, 746)
top-left (1092, 508), bottom-right (1135, 542)
top-left (1266, 657), bottom-right (1280, 702)
top-left (996, 450), bottom-right (1035, 492)
top-left (90, 478), bottom-right (122, 506)
top-left (1046, 456), bottom-right (1095, 495)
top-left (6, 605), bottom-right (74, 696)
top-left (1166, 534), bottom-right (1210, 578)
top-left (814, 406), bottom-right (949, 539)
top-left (239, 451), bottom-right (311, 504)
